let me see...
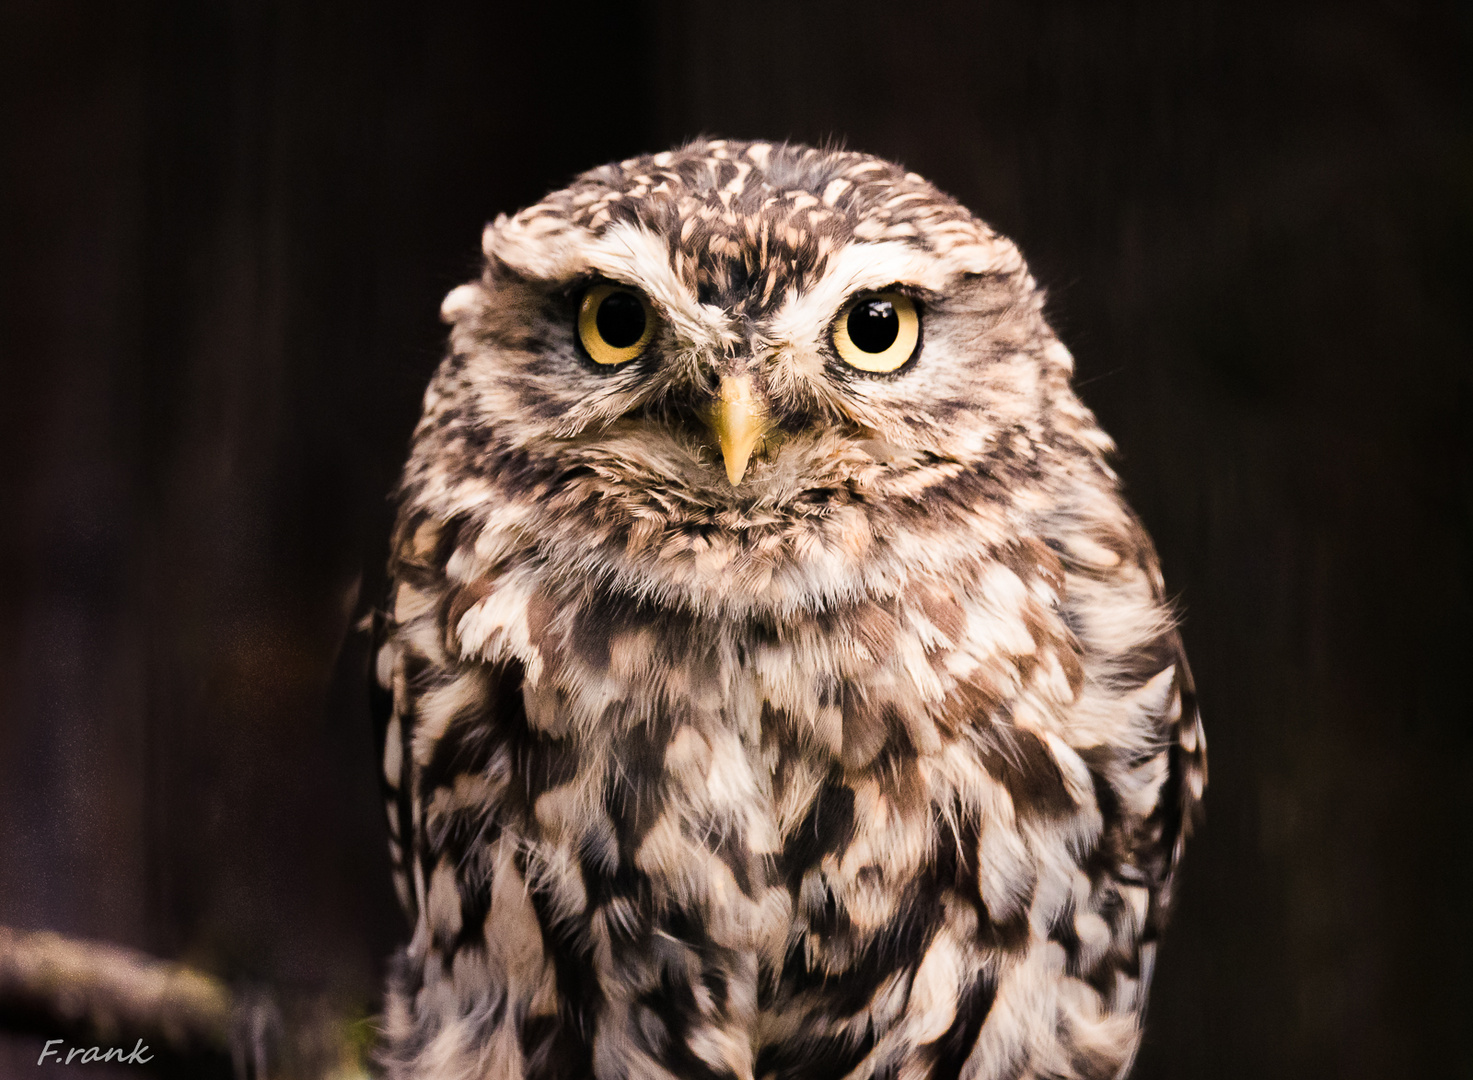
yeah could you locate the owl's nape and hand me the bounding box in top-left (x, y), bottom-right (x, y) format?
top-left (377, 139), bottom-right (1204, 1080)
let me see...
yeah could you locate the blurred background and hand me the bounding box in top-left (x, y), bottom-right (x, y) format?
top-left (1, 0), bottom-right (1469, 1076)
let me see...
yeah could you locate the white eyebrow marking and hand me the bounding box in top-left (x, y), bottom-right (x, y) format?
top-left (485, 215), bottom-right (738, 352)
top-left (761, 229), bottom-right (1020, 349)
top-left (762, 240), bottom-right (946, 348)
top-left (589, 223), bottom-right (738, 351)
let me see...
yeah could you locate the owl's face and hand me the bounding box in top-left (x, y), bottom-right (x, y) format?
top-left (414, 141), bottom-right (1101, 615)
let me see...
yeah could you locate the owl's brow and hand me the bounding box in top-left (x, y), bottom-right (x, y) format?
top-left (576, 221), bottom-right (739, 352)
top-left (762, 240), bottom-right (955, 348)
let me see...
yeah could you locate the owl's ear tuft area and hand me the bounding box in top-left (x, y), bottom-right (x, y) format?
top-left (480, 214), bottom-right (510, 261)
top-left (440, 283), bottom-right (486, 324)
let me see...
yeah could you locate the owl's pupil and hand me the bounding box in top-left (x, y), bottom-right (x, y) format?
top-left (596, 291), bottom-right (646, 348)
top-left (848, 299), bottom-right (899, 353)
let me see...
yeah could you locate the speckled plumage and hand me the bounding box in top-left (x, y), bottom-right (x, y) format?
top-left (373, 139), bottom-right (1205, 1080)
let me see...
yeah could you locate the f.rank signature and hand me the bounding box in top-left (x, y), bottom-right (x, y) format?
top-left (36, 1040), bottom-right (153, 1066)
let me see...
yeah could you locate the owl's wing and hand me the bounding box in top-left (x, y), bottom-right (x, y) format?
top-left (372, 512), bottom-right (597, 1077)
top-left (1050, 514), bottom-right (1207, 1022)
top-left (1148, 631), bottom-right (1207, 932)
top-left (1097, 628), bottom-right (1206, 973)
top-left (372, 510), bottom-right (514, 927)
top-left (371, 515), bottom-right (451, 925)
top-left (368, 606), bottom-right (415, 921)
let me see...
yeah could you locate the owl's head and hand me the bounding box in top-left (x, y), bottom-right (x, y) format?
top-left (406, 140), bottom-right (1111, 615)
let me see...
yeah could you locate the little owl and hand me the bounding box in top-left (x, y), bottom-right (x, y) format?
top-left (373, 139), bottom-right (1205, 1080)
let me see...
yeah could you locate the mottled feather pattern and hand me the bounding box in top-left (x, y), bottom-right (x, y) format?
top-left (375, 140), bottom-right (1205, 1080)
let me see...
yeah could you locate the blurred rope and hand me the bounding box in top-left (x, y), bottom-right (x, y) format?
top-left (0, 924), bottom-right (277, 1077)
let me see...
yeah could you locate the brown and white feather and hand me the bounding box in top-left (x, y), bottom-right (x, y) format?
top-left (374, 140), bottom-right (1205, 1080)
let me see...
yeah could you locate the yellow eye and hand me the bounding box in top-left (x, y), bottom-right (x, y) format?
top-left (578, 283), bottom-right (656, 365)
top-left (831, 292), bottom-right (920, 373)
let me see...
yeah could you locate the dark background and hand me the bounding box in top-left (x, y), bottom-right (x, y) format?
top-left (2, 1), bottom-right (1470, 1076)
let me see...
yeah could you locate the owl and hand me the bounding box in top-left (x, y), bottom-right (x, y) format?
top-left (372, 139), bottom-right (1205, 1080)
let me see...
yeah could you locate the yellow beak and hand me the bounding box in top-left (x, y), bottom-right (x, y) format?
top-left (705, 374), bottom-right (771, 486)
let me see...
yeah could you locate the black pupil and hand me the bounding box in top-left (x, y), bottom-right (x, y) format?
top-left (596, 291), bottom-right (646, 349)
top-left (847, 298), bottom-right (899, 353)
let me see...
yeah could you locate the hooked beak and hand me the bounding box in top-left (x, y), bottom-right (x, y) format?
top-left (704, 374), bottom-right (772, 486)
